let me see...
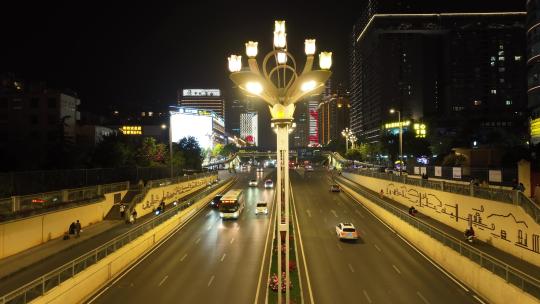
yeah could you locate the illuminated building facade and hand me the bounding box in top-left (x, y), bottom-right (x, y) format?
top-left (170, 107), bottom-right (225, 150)
top-left (178, 89), bottom-right (225, 119)
top-left (318, 84), bottom-right (351, 145)
top-left (351, 2), bottom-right (527, 147)
top-left (528, 0), bottom-right (540, 144)
top-left (240, 111), bottom-right (258, 146)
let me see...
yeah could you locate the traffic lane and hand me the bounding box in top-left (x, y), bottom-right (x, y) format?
top-left (94, 177), bottom-right (274, 304)
top-left (0, 177), bottom-right (237, 296)
top-left (292, 170), bottom-right (474, 304)
top-left (330, 176), bottom-right (472, 303)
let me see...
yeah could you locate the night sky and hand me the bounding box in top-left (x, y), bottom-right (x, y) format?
top-left (0, 1), bottom-right (526, 115)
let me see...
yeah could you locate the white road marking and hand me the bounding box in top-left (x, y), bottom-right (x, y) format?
top-left (330, 209), bottom-right (338, 218)
top-left (363, 290), bottom-right (372, 303)
top-left (208, 275), bottom-right (215, 287)
top-left (206, 211), bottom-right (212, 217)
top-left (355, 209), bottom-right (365, 218)
top-left (341, 181), bottom-right (472, 293)
top-left (230, 237), bottom-right (235, 244)
top-left (158, 275), bottom-right (168, 286)
top-left (220, 253), bottom-right (226, 262)
top-left (195, 237), bottom-right (201, 244)
top-left (374, 244), bottom-right (382, 252)
top-left (207, 224), bottom-right (212, 231)
top-left (392, 264), bottom-right (401, 275)
top-left (180, 253), bottom-right (188, 262)
top-left (416, 291), bottom-right (430, 304)
top-left (473, 295), bottom-right (487, 304)
top-left (348, 263), bottom-right (355, 273)
top-left (336, 243), bottom-right (343, 250)
top-left (306, 209), bottom-right (312, 217)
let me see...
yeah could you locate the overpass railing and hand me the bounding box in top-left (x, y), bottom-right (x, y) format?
top-left (0, 182), bottom-right (129, 221)
top-left (338, 176), bottom-right (540, 300)
top-left (0, 176), bottom-right (234, 304)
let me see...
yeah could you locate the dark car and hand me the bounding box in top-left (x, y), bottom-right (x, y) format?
top-left (210, 195), bottom-right (223, 208)
top-left (330, 184), bottom-right (341, 192)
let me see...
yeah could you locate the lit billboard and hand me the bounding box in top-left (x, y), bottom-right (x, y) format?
top-left (182, 89), bottom-right (221, 97)
top-left (170, 112), bottom-right (213, 149)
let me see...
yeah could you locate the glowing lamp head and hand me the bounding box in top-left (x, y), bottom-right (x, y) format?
top-left (305, 39), bottom-right (316, 55)
top-left (277, 51), bottom-right (288, 64)
top-left (319, 52), bottom-right (332, 70)
top-left (301, 80), bottom-right (317, 92)
top-left (273, 20), bottom-right (287, 48)
top-left (245, 82), bottom-right (263, 95)
top-left (228, 55), bottom-right (242, 72)
top-left (389, 109), bottom-right (396, 114)
top-left (245, 41), bottom-right (258, 58)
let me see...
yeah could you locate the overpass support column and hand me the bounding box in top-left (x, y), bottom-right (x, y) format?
top-left (11, 196), bottom-right (20, 212)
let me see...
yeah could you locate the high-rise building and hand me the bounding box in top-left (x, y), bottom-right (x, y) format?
top-left (177, 89), bottom-right (225, 119)
top-left (291, 101), bottom-right (309, 147)
top-left (225, 98), bottom-right (245, 136)
top-left (351, 5), bottom-right (527, 146)
top-left (240, 111), bottom-right (259, 146)
top-left (308, 99), bottom-right (319, 146)
top-left (318, 85), bottom-right (351, 145)
top-left (528, 0), bottom-right (540, 144)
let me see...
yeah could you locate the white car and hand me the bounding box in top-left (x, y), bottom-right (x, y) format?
top-left (264, 179), bottom-right (274, 188)
top-left (305, 165), bottom-right (314, 172)
top-left (255, 202), bottom-right (268, 215)
top-left (336, 223), bottom-right (359, 240)
top-left (249, 179), bottom-right (258, 187)
top-left (257, 167), bottom-right (264, 172)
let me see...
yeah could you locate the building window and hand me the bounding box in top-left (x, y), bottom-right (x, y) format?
top-left (474, 100), bottom-right (482, 106)
top-left (515, 56), bottom-right (522, 61)
top-left (498, 50), bottom-right (504, 56)
top-left (30, 98), bottom-right (39, 108)
top-left (490, 89), bottom-right (497, 95)
top-left (498, 56), bottom-right (505, 61)
top-left (453, 106), bottom-right (465, 111)
top-left (505, 100), bottom-right (512, 106)
top-left (47, 98), bottom-right (56, 108)
top-left (490, 62), bottom-right (495, 67)
top-left (490, 56), bottom-right (496, 62)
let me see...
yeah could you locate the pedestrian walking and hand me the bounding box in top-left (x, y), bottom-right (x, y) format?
top-left (132, 210), bottom-right (138, 223)
top-left (68, 222), bottom-right (76, 236)
top-left (75, 220), bottom-right (82, 238)
top-left (120, 204), bottom-right (126, 219)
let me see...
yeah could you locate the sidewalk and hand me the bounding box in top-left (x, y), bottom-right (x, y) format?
top-left (0, 220), bottom-right (122, 280)
top-left (335, 174), bottom-right (540, 282)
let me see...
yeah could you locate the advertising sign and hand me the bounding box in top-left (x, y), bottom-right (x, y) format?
top-left (414, 167), bottom-right (420, 175)
top-left (434, 166), bottom-right (442, 177)
top-left (452, 167), bottom-right (462, 179)
top-left (489, 170), bottom-right (502, 183)
top-left (420, 167), bottom-right (427, 175)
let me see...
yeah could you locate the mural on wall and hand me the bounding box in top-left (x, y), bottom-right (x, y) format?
top-left (385, 182), bottom-right (540, 255)
top-left (140, 178), bottom-right (211, 211)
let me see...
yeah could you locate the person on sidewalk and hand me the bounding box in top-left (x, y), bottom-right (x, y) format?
top-left (68, 222), bottom-right (76, 237)
top-left (132, 210), bottom-right (138, 223)
top-left (120, 204), bottom-right (126, 219)
top-left (75, 220), bottom-right (82, 238)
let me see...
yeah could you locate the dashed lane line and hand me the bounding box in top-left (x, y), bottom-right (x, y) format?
top-left (392, 264), bottom-right (401, 275)
top-left (208, 275), bottom-right (215, 287)
top-left (363, 290), bottom-right (372, 304)
top-left (416, 291), bottom-right (430, 304)
top-left (348, 264), bottom-right (355, 273)
top-left (180, 254), bottom-right (187, 262)
top-left (374, 244), bottom-right (382, 252)
top-left (195, 237), bottom-right (201, 244)
top-left (220, 253), bottom-right (226, 262)
top-left (230, 237), bottom-right (235, 244)
top-left (158, 275), bottom-right (168, 286)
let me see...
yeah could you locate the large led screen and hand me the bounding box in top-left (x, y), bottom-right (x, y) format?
top-left (170, 112), bottom-right (213, 149)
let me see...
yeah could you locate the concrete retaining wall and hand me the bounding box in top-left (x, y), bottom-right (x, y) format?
top-left (339, 181), bottom-right (539, 304)
top-left (0, 191), bottom-right (126, 259)
top-left (32, 180), bottom-right (233, 304)
top-left (343, 172), bottom-right (540, 267)
top-left (134, 175), bottom-right (217, 218)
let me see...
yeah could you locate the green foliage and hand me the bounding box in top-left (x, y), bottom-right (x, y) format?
top-left (345, 147), bottom-right (363, 161)
top-left (212, 143), bottom-right (223, 158)
top-left (441, 152), bottom-right (468, 166)
top-left (220, 143), bottom-right (238, 157)
top-left (178, 136), bottom-right (203, 170)
top-left (91, 133), bottom-right (138, 167)
top-left (137, 137), bottom-right (167, 167)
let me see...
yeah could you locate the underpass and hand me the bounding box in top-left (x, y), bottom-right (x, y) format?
top-left (291, 167), bottom-right (479, 304)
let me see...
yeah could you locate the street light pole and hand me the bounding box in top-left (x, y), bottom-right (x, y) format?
top-left (228, 21), bottom-right (331, 304)
top-left (390, 109), bottom-right (403, 176)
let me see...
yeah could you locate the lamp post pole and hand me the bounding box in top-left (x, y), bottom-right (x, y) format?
top-left (228, 21), bottom-right (331, 304)
top-left (390, 109), bottom-right (403, 176)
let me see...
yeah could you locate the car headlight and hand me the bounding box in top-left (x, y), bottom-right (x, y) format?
top-left (233, 211), bottom-right (239, 217)
top-left (220, 212), bottom-right (224, 217)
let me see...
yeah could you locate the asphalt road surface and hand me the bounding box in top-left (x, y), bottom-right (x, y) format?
top-left (291, 168), bottom-right (479, 304)
top-left (91, 169), bottom-right (275, 304)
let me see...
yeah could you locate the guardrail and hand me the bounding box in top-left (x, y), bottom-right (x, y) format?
top-left (0, 177), bottom-right (234, 304)
top-left (337, 176), bottom-right (540, 300)
top-left (0, 182), bottom-right (129, 219)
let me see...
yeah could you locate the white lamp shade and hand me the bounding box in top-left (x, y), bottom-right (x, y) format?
top-left (228, 55), bottom-right (242, 72)
top-left (274, 20), bottom-right (286, 34)
top-left (301, 80), bottom-right (316, 92)
top-left (305, 39), bottom-right (316, 55)
top-left (319, 52), bottom-right (332, 70)
top-left (245, 41), bottom-right (258, 58)
top-left (277, 51), bottom-right (288, 64)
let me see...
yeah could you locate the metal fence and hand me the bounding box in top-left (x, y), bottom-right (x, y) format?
top-left (339, 177), bottom-right (540, 300)
top-left (0, 177), bottom-right (234, 304)
top-left (0, 166), bottom-right (188, 197)
top-left (405, 165), bottom-right (518, 187)
top-left (0, 182), bottom-right (129, 221)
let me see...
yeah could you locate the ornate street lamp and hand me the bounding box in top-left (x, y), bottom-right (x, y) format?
top-left (341, 128), bottom-right (354, 152)
top-left (227, 20), bottom-right (331, 304)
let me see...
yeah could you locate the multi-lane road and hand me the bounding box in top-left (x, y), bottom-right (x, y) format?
top-left (91, 170), bottom-right (275, 304)
top-left (291, 168), bottom-right (479, 304)
top-left (90, 167), bottom-right (481, 304)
